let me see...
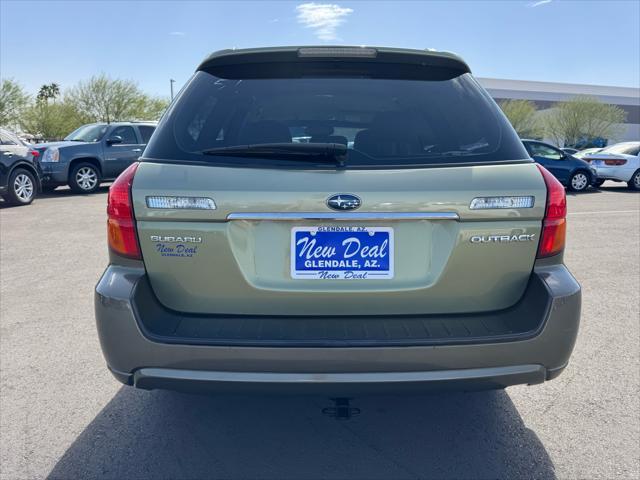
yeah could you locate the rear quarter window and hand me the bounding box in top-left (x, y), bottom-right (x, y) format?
top-left (605, 144), bottom-right (640, 156)
top-left (138, 125), bottom-right (156, 144)
top-left (144, 69), bottom-right (529, 169)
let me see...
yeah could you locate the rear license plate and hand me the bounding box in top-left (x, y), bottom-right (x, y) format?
top-left (291, 226), bottom-right (394, 279)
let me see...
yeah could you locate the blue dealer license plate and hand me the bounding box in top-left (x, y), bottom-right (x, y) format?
top-left (291, 226), bottom-right (394, 280)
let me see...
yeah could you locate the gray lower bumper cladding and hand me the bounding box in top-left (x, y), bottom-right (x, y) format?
top-left (95, 264), bottom-right (580, 392)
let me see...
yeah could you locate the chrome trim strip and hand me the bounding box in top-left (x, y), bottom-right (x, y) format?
top-left (226, 212), bottom-right (459, 221)
top-left (134, 365), bottom-right (545, 385)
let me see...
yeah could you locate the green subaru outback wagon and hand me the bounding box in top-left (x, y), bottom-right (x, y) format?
top-left (95, 46), bottom-right (580, 394)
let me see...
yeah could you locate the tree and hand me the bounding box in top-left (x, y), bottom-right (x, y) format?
top-left (23, 82), bottom-right (74, 140)
top-left (20, 100), bottom-right (84, 141)
top-left (0, 79), bottom-right (30, 128)
top-left (498, 99), bottom-right (541, 138)
top-left (132, 96), bottom-right (170, 121)
top-left (36, 83), bottom-right (61, 103)
top-left (65, 74), bottom-right (168, 123)
top-left (543, 95), bottom-right (627, 147)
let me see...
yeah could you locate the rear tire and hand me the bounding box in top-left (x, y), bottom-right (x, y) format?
top-left (6, 168), bottom-right (36, 205)
top-left (628, 169), bottom-right (640, 191)
top-left (69, 163), bottom-right (100, 194)
top-left (568, 171), bottom-right (590, 192)
top-left (41, 185), bottom-right (58, 193)
top-left (594, 179), bottom-right (605, 188)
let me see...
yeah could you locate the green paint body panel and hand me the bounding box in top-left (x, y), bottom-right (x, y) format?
top-left (132, 161), bottom-right (546, 316)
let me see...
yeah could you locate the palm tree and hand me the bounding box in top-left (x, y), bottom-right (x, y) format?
top-left (36, 86), bottom-right (48, 103)
top-left (49, 83), bottom-right (60, 101)
top-left (36, 83), bottom-right (60, 104)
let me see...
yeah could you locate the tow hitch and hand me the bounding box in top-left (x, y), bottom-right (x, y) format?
top-left (322, 397), bottom-right (360, 420)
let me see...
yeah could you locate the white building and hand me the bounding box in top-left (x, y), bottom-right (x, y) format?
top-left (478, 78), bottom-right (640, 144)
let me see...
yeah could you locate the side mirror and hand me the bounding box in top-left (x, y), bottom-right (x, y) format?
top-left (106, 135), bottom-right (123, 145)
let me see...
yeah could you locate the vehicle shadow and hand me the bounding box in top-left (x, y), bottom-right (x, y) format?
top-left (0, 186), bottom-right (110, 208)
top-left (566, 188), bottom-right (602, 196)
top-left (597, 185), bottom-right (636, 193)
top-left (567, 184), bottom-right (637, 196)
top-left (47, 388), bottom-right (555, 480)
top-left (37, 185), bottom-right (110, 199)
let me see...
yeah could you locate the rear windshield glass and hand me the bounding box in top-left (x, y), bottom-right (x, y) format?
top-left (144, 70), bottom-right (528, 168)
top-left (602, 143), bottom-right (640, 156)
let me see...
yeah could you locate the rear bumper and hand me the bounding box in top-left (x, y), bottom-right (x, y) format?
top-left (95, 264), bottom-right (581, 393)
top-left (130, 365), bottom-right (548, 395)
top-left (593, 165), bottom-right (633, 182)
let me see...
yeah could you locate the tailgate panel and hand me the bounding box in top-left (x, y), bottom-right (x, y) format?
top-left (133, 162), bottom-right (546, 315)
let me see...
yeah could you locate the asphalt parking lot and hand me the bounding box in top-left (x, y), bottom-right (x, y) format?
top-left (1, 183), bottom-right (638, 480)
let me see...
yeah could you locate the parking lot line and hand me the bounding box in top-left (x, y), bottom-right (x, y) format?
top-left (568, 209), bottom-right (639, 216)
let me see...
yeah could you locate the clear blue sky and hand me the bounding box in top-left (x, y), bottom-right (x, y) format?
top-left (1, 0), bottom-right (638, 99)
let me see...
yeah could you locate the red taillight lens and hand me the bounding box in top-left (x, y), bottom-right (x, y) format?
top-left (30, 150), bottom-right (40, 159)
top-left (107, 162), bottom-right (141, 259)
top-left (537, 218), bottom-right (566, 258)
top-left (604, 158), bottom-right (627, 166)
top-left (536, 164), bottom-right (567, 258)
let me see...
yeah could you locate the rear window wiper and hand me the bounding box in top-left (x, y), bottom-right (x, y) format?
top-left (417, 141), bottom-right (491, 157)
top-left (200, 143), bottom-right (348, 167)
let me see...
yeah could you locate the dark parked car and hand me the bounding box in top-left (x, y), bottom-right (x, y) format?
top-left (0, 128), bottom-right (42, 206)
top-left (522, 139), bottom-right (597, 192)
top-left (36, 121), bottom-right (156, 193)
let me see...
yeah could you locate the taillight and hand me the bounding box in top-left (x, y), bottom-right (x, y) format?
top-left (603, 158), bottom-right (627, 166)
top-left (29, 149), bottom-right (40, 159)
top-left (536, 164), bottom-right (566, 258)
top-left (107, 162), bottom-right (141, 259)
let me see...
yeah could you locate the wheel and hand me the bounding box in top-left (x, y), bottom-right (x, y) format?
top-left (594, 179), bottom-right (605, 188)
top-left (6, 168), bottom-right (36, 205)
top-left (41, 185), bottom-right (58, 193)
top-left (69, 163), bottom-right (100, 193)
top-left (568, 171), bottom-right (590, 192)
top-left (628, 169), bottom-right (640, 191)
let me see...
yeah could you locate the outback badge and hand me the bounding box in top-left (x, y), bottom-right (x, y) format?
top-left (470, 234), bottom-right (536, 243)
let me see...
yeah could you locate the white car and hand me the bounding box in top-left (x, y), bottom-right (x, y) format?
top-left (583, 142), bottom-right (640, 190)
top-left (574, 147), bottom-right (603, 159)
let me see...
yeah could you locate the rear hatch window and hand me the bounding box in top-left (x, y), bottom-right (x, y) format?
top-left (144, 65), bottom-right (528, 168)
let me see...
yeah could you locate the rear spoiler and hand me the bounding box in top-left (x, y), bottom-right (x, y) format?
top-left (197, 46), bottom-right (471, 80)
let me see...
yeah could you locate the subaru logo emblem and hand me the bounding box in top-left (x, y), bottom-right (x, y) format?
top-left (327, 194), bottom-right (361, 211)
